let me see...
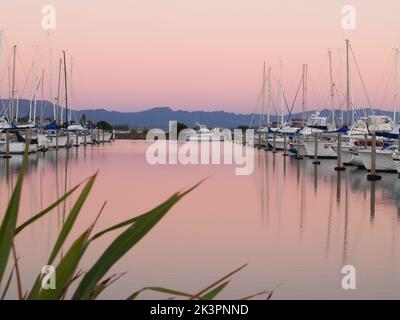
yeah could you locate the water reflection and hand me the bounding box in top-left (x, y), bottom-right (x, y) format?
top-left (1, 142), bottom-right (400, 299)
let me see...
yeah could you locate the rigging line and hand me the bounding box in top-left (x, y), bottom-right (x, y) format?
top-left (269, 92), bottom-right (278, 116)
top-left (268, 73), bottom-right (280, 117)
top-left (18, 57), bottom-right (35, 100)
top-left (376, 51), bottom-right (395, 108)
top-left (263, 69), bottom-right (279, 117)
top-left (249, 85), bottom-right (264, 128)
top-left (310, 51), bottom-right (328, 109)
top-left (349, 44), bottom-right (373, 111)
top-left (284, 73), bottom-right (303, 122)
top-left (14, 46), bottom-right (30, 98)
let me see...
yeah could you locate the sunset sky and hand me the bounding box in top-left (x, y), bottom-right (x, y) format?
top-left (1, 0), bottom-right (400, 114)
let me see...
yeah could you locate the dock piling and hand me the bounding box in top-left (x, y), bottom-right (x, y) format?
top-left (2, 131), bottom-right (11, 159)
top-left (294, 132), bottom-right (303, 160)
top-left (334, 133), bottom-right (345, 171)
top-left (367, 132), bottom-right (382, 181)
top-left (272, 131), bottom-right (277, 153)
top-left (312, 133), bottom-right (320, 164)
top-left (283, 133), bottom-right (289, 156)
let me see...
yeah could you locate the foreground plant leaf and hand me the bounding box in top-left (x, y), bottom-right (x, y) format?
top-left (28, 173), bottom-right (98, 299)
top-left (90, 273), bottom-right (126, 300)
top-left (15, 179), bottom-right (87, 236)
top-left (127, 287), bottom-right (198, 300)
top-left (0, 267), bottom-right (15, 300)
top-left (0, 141), bottom-right (29, 285)
top-left (201, 281), bottom-right (230, 300)
top-left (35, 230), bottom-right (90, 300)
top-left (190, 263), bottom-right (248, 300)
top-left (90, 179), bottom-right (206, 242)
top-left (47, 172), bottom-right (98, 264)
top-left (72, 181), bottom-right (202, 300)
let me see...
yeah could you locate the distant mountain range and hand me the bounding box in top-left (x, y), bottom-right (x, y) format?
top-left (1, 99), bottom-right (397, 130)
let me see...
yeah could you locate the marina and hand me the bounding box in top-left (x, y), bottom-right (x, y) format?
top-left (1, 140), bottom-right (400, 299)
top-left (2, 0), bottom-right (400, 303)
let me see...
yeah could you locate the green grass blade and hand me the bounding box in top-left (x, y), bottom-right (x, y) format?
top-left (190, 263), bottom-right (247, 300)
top-left (239, 289), bottom-right (271, 300)
top-left (28, 173), bottom-right (97, 299)
top-left (35, 230), bottom-right (90, 300)
top-left (201, 281), bottom-right (230, 300)
top-left (127, 287), bottom-right (197, 300)
top-left (11, 242), bottom-right (24, 300)
top-left (73, 182), bottom-right (201, 300)
top-left (15, 179), bottom-right (86, 235)
top-left (90, 273), bottom-right (125, 300)
top-left (0, 141), bottom-right (29, 285)
top-left (0, 267), bottom-right (14, 300)
top-left (90, 180), bottom-right (205, 242)
top-left (47, 172), bottom-right (97, 265)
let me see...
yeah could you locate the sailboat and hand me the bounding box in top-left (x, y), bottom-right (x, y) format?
top-left (0, 45), bottom-right (39, 154)
top-left (299, 49), bottom-right (340, 158)
top-left (354, 48), bottom-right (399, 171)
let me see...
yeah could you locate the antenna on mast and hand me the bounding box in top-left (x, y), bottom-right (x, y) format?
top-left (261, 61), bottom-right (266, 128)
top-left (346, 39), bottom-right (351, 127)
top-left (279, 60), bottom-right (284, 126)
top-left (63, 50), bottom-right (68, 125)
top-left (394, 48), bottom-right (399, 124)
top-left (10, 45), bottom-right (16, 122)
top-left (267, 66), bottom-right (271, 126)
top-left (302, 64), bottom-right (307, 123)
top-left (48, 32), bottom-right (56, 121)
top-left (328, 49), bottom-right (336, 127)
top-left (56, 58), bottom-right (62, 124)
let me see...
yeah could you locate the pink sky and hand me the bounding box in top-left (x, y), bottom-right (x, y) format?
top-left (1, 0), bottom-right (400, 113)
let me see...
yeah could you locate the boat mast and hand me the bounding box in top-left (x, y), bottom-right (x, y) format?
top-left (48, 32), bottom-right (56, 121)
top-left (15, 90), bottom-right (19, 123)
top-left (10, 45), bottom-right (16, 122)
top-left (394, 48), bottom-right (399, 123)
top-left (40, 69), bottom-right (45, 124)
top-left (0, 31), bottom-right (3, 102)
top-left (29, 48), bottom-right (37, 123)
top-left (69, 57), bottom-right (73, 123)
top-left (261, 61), bottom-right (266, 128)
top-left (346, 39), bottom-right (351, 127)
top-left (328, 49), bottom-right (336, 126)
top-left (267, 66), bottom-right (271, 126)
top-left (63, 51), bottom-right (69, 125)
top-left (302, 64), bottom-right (307, 123)
top-left (56, 58), bottom-right (62, 124)
top-left (33, 77), bottom-right (41, 124)
top-left (280, 60), bottom-right (284, 126)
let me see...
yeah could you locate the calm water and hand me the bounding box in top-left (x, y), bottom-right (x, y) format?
top-left (1, 140), bottom-right (400, 299)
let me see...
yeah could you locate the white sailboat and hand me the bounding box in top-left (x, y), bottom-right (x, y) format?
top-left (0, 45), bottom-right (39, 154)
top-left (354, 48), bottom-right (399, 170)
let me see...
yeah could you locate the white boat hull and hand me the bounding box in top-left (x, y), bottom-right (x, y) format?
top-left (332, 145), bottom-right (355, 164)
top-left (394, 156), bottom-right (400, 173)
top-left (267, 137), bottom-right (290, 150)
top-left (189, 134), bottom-right (223, 141)
top-left (47, 135), bottom-right (69, 148)
top-left (0, 142), bottom-right (38, 154)
top-left (357, 149), bottom-right (397, 172)
top-left (289, 142), bottom-right (307, 156)
top-left (303, 140), bottom-right (337, 158)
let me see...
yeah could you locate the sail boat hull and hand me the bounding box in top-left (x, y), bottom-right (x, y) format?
top-left (47, 134), bottom-right (69, 148)
top-left (0, 142), bottom-right (38, 154)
